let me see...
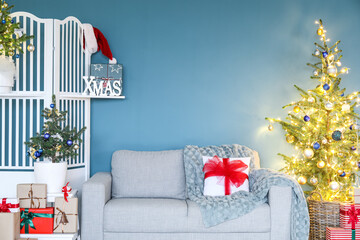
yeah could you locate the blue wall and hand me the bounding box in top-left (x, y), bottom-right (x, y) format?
top-left (15, 0), bottom-right (360, 175)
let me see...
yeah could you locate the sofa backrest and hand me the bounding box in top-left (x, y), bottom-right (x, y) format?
top-left (111, 149), bottom-right (186, 199)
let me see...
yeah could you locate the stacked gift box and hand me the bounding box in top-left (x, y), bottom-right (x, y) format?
top-left (326, 188), bottom-right (360, 240)
top-left (0, 183), bottom-right (78, 240)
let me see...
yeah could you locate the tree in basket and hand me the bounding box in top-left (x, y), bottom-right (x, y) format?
top-left (266, 20), bottom-right (360, 202)
top-left (0, 0), bottom-right (33, 92)
top-left (25, 95), bottom-right (86, 193)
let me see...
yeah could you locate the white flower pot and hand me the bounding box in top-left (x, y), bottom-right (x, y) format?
top-left (34, 161), bottom-right (67, 194)
top-left (0, 56), bottom-right (15, 93)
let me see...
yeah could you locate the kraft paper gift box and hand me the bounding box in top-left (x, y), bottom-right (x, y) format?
top-left (53, 197), bottom-right (78, 233)
top-left (17, 184), bottom-right (47, 208)
top-left (326, 227), bottom-right (360, 239)
top-left (20, 208), bottom-right (54, 234)
top-left (89, 63), bottom-right (123, 96)
top-left (354, 188), bottom-right (360, 204)
top-left (340, 203), bottom-right (360, 229)
top-left (0, 198), bottom-right (20, 212)
top-left (0, 212), bottom-right (20, 240)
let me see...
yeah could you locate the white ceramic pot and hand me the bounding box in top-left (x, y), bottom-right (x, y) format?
top-left (34, 161), bottom-right (68, 194)
top-left (0, 56), bottom-right (15, 93)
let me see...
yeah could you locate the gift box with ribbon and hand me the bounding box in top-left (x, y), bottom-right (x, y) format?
top-left (0, 212), bottom-right (20, 240)
top-left (17, 184), bottom-right (47, 209)
top-left (53, 197), bottom-right (78, 233)
top-left (340, 203), bottom-right (360, 230)
top-left (20, 208), bottom-right (54, 234)
top-left (326, 227), bottom-right (360, 240)
top-left (0, 198), bottom-right (20, 212)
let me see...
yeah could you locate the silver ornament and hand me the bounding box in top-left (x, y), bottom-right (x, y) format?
top-left (308, 97), bottom-right (315, 103)
top-left (341, 104), bottom-right (350, 112)
top-left (314, 49), bottom-right (320, 56)
top-left (313, 70), bottom-right (319, 76)
top-left (325, 102), bottom-right (334, 110)
top-left (310, 177), bottom-right (318, 185)
top-left (329, 181), bottom-right (340, 191)
top-left (327, 65), bottom-right (337, 77)
top-left (303, 148), bottom-right (314, 159)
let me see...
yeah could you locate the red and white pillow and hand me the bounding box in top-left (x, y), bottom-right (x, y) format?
top-left (202, 155), bottom-right (250, 196)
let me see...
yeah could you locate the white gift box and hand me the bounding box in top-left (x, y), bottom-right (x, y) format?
top-left (202, 155), bottom-right (250, 196)
top-left (0, 198), bottom-right (20, 212)
top-left (354, 187), bottom-right (360, 204)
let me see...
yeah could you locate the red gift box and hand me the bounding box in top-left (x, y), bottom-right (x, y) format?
top-left (340, 203), bottom-right (360, 230)
top-left (20, 207), bottom-right (54, 234)
top-left (326, 227), bottom-right (360, 239)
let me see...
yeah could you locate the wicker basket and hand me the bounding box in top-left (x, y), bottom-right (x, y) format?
top-left (308, 192), bottom-right (340, 240)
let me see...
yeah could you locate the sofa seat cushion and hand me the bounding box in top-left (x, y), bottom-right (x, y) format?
top-left (103, 198), bottom-right (270, 233)
top-left (111, 150), bottom-right (186, 199)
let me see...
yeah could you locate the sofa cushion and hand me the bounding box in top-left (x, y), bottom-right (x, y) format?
top-left (103, 198), bottom-right (270, 233)
top-left (111, 150), bottom-right (186, 199)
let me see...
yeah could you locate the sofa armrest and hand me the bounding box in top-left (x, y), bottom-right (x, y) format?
top-left (269, 186), bottom-right (292, 240)
top-left (81, 172), bottom-right (112, 240)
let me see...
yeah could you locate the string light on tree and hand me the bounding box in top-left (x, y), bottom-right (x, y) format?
top-left (266, 19), bottom-right (359, 202)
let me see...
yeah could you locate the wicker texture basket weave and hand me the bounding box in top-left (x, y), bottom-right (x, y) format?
top-left (308, 192), bottom-right (340, 240)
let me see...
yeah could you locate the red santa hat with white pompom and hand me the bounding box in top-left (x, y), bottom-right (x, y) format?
top-left (83, 24), bottom-right (117, 64)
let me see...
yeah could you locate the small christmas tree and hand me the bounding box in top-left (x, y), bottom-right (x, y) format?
top-left (0, 0), bottom-right (33, 57)
top-left (25, 95), bottom-right (86, 163)
top-left (266, 20), bottom-right (360, 202)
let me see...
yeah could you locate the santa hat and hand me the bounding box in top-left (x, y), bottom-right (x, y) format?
top-left (83, 24), bottom-right (117, 64)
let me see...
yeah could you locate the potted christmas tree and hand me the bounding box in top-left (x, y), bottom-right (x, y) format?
top-left (0, 0), bottom-right (33, 92)
top-left (25, 95), bottom-right (86, 193)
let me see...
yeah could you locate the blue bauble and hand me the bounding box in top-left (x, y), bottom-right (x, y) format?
top-left (67, 140), bottom-right (73, 146)
top-left (322, 51), bottom-right (328, 58)
top-left (11, 19), bottom-right (14, 23)
top-left (15, 54), bottom-right (20, 58)
top-left (313, 142), bottom-right (320, 150)
top-left (358, 162), bottom-right (360, 168)
top-left (323, 84), bottom-right (330, 91)
top-left (26, 151), bottom-right (30, 156)
top-left (304, 115), bottom-right (310, 122)
top-left (341, 93), bottom-right (345, 97)
top-left (1, 19), bottom-right (5, 24)
top-left (38, 149), bottom-right (43, 154)
top-left (50, 103), bottom-right (55, 108)
top-left (34, 151), bottom-right (41, 158)
top-left (332, 130), bottom-right (342, 141)
top-left (44, 133), bottom-right (50, 140)
top-left (351, 146), bottom-right (357, 151)
top-left (340, 172), bottom-right (346, 177)
top-left (350, 124), bottom-right (354, 130)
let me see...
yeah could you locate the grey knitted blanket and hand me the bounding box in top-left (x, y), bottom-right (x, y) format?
top-left (184, 144), bottom-right (309, 240)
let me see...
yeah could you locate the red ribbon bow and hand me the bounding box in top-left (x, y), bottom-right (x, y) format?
top-left (0, 198), bottom-right (19, 212)
top-left (62, 182), bottom-right (72, 202)
top-left (202, 155), bottom-right (248, 195)
top-left (341, 204), bottom-right (360, 229)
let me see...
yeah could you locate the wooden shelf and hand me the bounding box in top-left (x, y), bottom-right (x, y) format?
top-left (20, 233), bottom-right (78, 240)
top-left (0, 91), bottom-right (45, 98)
top-left (59, 93), bottom-right (125, 99)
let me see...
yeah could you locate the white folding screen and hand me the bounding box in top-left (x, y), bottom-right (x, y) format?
top-left (0, 12), bottom-right (91, 196)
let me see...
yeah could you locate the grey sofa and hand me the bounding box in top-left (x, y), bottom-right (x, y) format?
top-left (82, 149), bottom-right (292, 240)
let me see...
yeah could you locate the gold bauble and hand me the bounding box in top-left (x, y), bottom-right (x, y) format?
top-left (8, 50), bottom-right (14, 56)
top-left (317, 160), bottom-right (326, 168)
top-left (74, 144), bottom-right (80, 150)
top-left (337, 169), bottom-right (344, 175)
top-left (268, 124), bottom-right (274, 131)
top-left (327, 65), bottom-right (337, 77)
top-left (317, 28), bottom-right (323, 36)
top-left (303, 148), bottom-right (314, 159)
top-left (308, 97), bottom-right (315, 103)
top-left (2, 2), bottom-right (8, 8)
top-left (286, 134), bottom-right (295, 143)
top-left (293, 106), bottom-right (301, 113)
top-left (309, 177), bottom-right (318, 185)
top-left (27, 44), bottom-right (35, 52)
top-left (329, 181), bottom-right (340, 191)
top-left (297, 176), bottom-right (307, 185)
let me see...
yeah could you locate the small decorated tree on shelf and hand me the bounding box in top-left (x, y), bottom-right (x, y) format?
top-left (0, 0), bottom-right (33, 57)
top-left (266, 19), bottom-right (360, 202)
top-left (25, 95), bottom-right (86, 163)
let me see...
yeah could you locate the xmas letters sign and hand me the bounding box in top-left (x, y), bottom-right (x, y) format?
top-left (83, 64), bottom-right (123, 97)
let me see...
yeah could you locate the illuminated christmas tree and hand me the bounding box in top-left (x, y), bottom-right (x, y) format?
top-left (0, 0), bottom-right (33, 57)
top-left (266, 19), bottom-right (360, 202)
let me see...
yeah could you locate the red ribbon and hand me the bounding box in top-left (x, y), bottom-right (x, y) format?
top-left (0, 198), bottom-right (19, 212)
top-left (202, 155), bottom-right (248, 195)
top-left (341, 204), bottom-right (360, 229)
top-left (62, 182), bottom-right (72, 202)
